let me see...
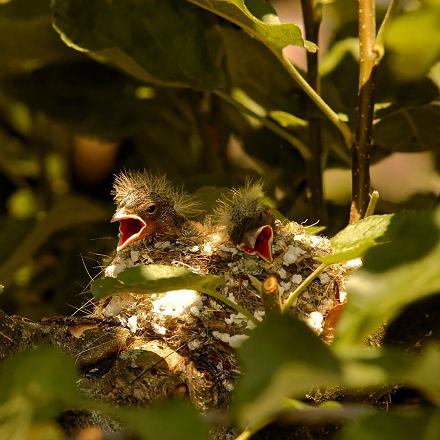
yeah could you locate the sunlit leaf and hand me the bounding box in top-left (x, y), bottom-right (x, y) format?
top-left (188, 0), bottom-right (314, 52)
top-left (91, 264), bottom-right (224, 299)
top-left (336, 208), bottom-right (440, 346)
top-left (317, 214), bottom-right (393, 264)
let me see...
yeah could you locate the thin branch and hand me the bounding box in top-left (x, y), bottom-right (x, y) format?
top-left (301, 0), bottom-right (326, 223)
top-left (214, 90), bottom-right (312, 160)
top-left (350, 0), bottom-right (377, 222)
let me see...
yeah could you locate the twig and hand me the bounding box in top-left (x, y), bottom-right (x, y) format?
top-left (282, 263), bottom-right (328, 313)
top-left (214, 90), bottom-right (311, 160)
top-left (364, 190), bottom-right (379, 217)
top-left (301, 0), bottom-right (326, 223)
top-left (350, 0), bottom-right (377, 223)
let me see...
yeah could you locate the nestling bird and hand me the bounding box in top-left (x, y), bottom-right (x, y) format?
top-left (111, 171), bottom-right (200, 251)
top-left (216, 182), bottom-right (275, 262)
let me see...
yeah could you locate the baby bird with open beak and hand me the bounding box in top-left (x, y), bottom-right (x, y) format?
top-left (216, 182), bottom-right (275, 262)
top-left (111, 171), bottom-right (200, 251)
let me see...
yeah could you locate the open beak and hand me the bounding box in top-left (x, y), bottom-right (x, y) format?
top-left (111, 208), bottom-right (148, 251)
top-left (239, 225), bottom-right (273, 262)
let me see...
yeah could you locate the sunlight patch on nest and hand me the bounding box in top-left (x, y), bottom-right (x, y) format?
top-left (152, 289), bottom-right (203, 317)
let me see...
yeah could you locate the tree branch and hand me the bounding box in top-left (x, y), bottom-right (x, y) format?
top-left (301, 0), bottom-right (326, 224)
top-left (350, 0), bottom-right (377, 222)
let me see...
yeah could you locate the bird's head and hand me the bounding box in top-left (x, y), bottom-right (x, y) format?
top-left (217, 182), bottom-right (275, 262)
top-left (111, 171), bottom-right (197, 251)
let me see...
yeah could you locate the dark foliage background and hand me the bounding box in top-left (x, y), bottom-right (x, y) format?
top-left (0, 1), bottom-right (439, 438)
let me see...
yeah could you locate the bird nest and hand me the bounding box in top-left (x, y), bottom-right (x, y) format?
top-left (90, 220), bottom-right (357, 412)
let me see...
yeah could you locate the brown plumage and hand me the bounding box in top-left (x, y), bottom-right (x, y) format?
top-left (111, 171), bottom-right (200, 251)
top-left (215, 182), bottom-right (275, 262)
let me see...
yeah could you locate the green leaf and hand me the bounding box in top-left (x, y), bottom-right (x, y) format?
top-left (374, 102), bottom-right (440, 153)
top-left (336, 208), bottom-right (440, 346)
top-left (303, 225), bottom-right (326, 235)
top-left (269, 110), bottom-right (308, 128)
top-left (234, 312), bottom-right (341, 425)
top-left (51, 0), bottom-right (223, 90)
top-left (317, 214), bottom-right (394, 264)
top-left (118, 400), bottom-right (210, 440)
top-left (385, 6), bottom-right (440, 81)
top-left (91, 264), bottom-right (224, 299)
top-left (0, 346), bottom-right (79, 409)
top-left (0, 196), bottom-right (109, 286)
top-left (188, 0), bottom-right (314, 52)
top-left (339, 410), bottom-right (440, 440)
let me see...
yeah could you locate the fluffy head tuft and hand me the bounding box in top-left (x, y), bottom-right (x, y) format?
top-left (215, 181), bottom-right (271, 243)
top-left (112, 170), bottom-right (199, 217)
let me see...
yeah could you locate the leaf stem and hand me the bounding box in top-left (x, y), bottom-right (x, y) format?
top-left (275, 53), bottom-right (352, 149)
top-left (301, 0), bottom-right (326, 223)
top-left (214, 90), bottom-right (312, 160)
top-left (282, 262), bottom-right (328, 313)
top-left (350, 0), bottom-right (377, 223)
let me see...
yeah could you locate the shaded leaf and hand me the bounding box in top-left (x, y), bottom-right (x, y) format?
top-left (2, 61), bottom-right (156, 138)
top-left (119, 400), bottom-right (210, 440)
top-left (51, 0), bottom-right (223, 90)
top-left (0, 0), bottom-right (76, 76)
top-left (0, 346), bottom-right (79, 409)
top-left (91, 264), bottom-right (224, 299)
top-left (374, 102), bottom-right (440, 153)
top-left (234, 312), bottom-right (341, 425)
top-left (0, 196), bottom-right (109, 286)
top-left (339, 410), bottom-right (440, 440)
top-left (317, 214), bottom-right (393, 264)
top-left (217, 27), bottom-right (304, 114)
top-left (336, 208), bottom-right (440, 346)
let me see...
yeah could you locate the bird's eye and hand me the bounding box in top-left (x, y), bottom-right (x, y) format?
top-left (147, 205), bottom-right (157, 214)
